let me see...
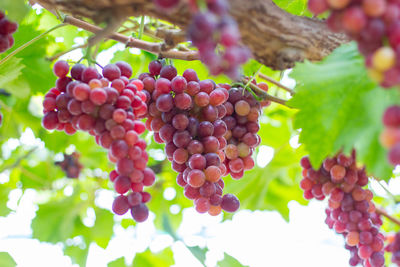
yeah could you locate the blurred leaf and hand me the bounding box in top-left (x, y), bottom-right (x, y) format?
top-left (31, 194), bottom-right (88, 243)
top-left (0, 0), bottom-right (29, 22)
top-left (108, 257), bottom-right (128, 267)
top-left (89, 208), bottom-right (114, 249)
top-left (273, 0), bottom-right (307, 15)
top-left (186, 246), bottom-right (207, 264)
top-left (0, 186), bottom-right (11, 216)
top-left (217, 253), bottom-right (248, 267)
top-left (132, 248), bottom-right (174, 267)
top-left (64, 245), bottom-right (89, 267)
top-left (289, 43), bottom-right (398, 181)
top-left (0, 252), bottom-right (16, 267)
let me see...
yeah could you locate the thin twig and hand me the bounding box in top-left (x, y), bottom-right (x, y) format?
top-left (242, 78), bottom-right (288, 106)
top-left (47, 44), bottom-right (87, 61)
top-left (258, 73), bottom-right (295, 95)
top-left (376, 207), bottom-right (400, 226)
top-left (0, 147), bottom-right (37, 173)
top-left (0, 23), bottom-right (67, 66)
top-left (64, 16), bottom-right (199, 61)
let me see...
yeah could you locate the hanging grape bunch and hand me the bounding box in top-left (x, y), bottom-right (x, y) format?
top-left (0, 10), bottom-right (18, 53)
top-left (139, 60), bottom-right (264, 215)
top-left (153, 0), bottom-right (249, 78)
top-left (300, 152), bottom-right (385, 267)
top-left (42, 60), bottom-right (155, 223)
top-left (307, 0), bottom-right (400, 88)
top-left (55, 152), bottom-right (84, 178)
top-left (380, 106), bottom-right (400, 166)
top-left (386, 232), bottom-right (400, 266)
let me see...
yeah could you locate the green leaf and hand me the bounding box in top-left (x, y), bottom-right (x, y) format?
top-left (217, 253), bottom-right (248, 267)
top-left (0, 0), bottom-right (29, 22)
top-left (186, 246), bottom-right (207, 264)
top-left (288, 43), bottom-right (397, 181)
top-left (132, 248), bottom-right (174, 267)
top-left (64, 245), bottom-right (89, 267)
top-left (31, 195), bottom-right (87, 243)
top-left (0, 57), bottom-right (29, 99)
top-left (0, 252), bottom-right (16, 267)
top-left (89, 208), bottom-right (114, 249)
top-left (273, 0), bottom-right (307, 15)
top-left (0, 185), bottom-right (11, 217)
top-left (108, 257), bottom-right (127, 267)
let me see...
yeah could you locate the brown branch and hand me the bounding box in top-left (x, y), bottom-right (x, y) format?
top-left (376, 207), bottom-right (400, 226)
top-left (63, 16), bottom-right (199, 61)
top-left (242, 78), bottom-right (288, 106)
top-left (32, 0), bottom-right (349, 70)
top-left (258, 73), bottom-right (295, 96)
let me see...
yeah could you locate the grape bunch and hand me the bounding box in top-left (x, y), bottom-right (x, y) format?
top-left (0, 11), bottom-right (17, 53)
top-left (221, 84), bottom-right (265, 179)
top-left (152, 0), bottom-right (249, 79)
top-left (386, 232), bottom-right (400, 266)
top-left (139, 60), bottom-right (264, 215)
top-left (42, 60), bottom-right (155, 223)
top-left (307, 0), bottom-right (400, 88)
top-left (187, 0), bottom-right (250, 79)
top-left (300, 152), bottom-right (385, 267)
top-left (0, 109), bottom-right (2, 127)
top-left (55, 152), bottom-right (84, 178)
top-left (380, 105), bottom-right (400, 165)
top-left (140, 60), bottom-right (240, 215)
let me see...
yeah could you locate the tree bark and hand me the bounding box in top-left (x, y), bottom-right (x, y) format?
top-left (32, 0), bottom-right (349, 70)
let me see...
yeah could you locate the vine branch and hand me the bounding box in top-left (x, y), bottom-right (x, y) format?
top-left (63, 16), bottom-right (199, 61)
top-left (376, 207), bottom-right (400, 226)
top-left (258, 73), bottom-right (295, 95)
top-left (242, 78), bottom-right (288, 106)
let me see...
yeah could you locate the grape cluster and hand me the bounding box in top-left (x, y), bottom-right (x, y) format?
top-left (187, 0), bottom-right (250, 79)
top-left (0, 11), bottom-right (17, 53)
top-left (55, 152), bottom-right (83, 178)
top-left (139, 60), bottom-right (263, 215)
top-left (300, 152), bottom-right (385, 267)
top-left (221, 84), bottom-right (264, 179)
top-left (308, 0), bottom-right (400, 88)
top-left (42, 60), bottom-right (155, 223)
top-left (0, 110), bottom-right (2, 127)
top-left (386, 232), bottom-right (400, 266)
top-left (380, 105), bottom-right (400, 165)
top-left (153, 0), bottom-right (180, 10)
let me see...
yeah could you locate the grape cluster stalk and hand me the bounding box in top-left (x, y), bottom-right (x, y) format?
top-left (42, 60), bottom-right (155, 223)
top-left (300, 152), bottom-right (385, 267)
top-left (139, 60), bottom-right (265, 215)
top-left (308, 0), bottom-right (400, 88)
top-left (380, 105), bottom-right (400, 165)
top-left (0, 10), bottom-right (18, 53)
top-left (152, 0), bottom-right (250, 79)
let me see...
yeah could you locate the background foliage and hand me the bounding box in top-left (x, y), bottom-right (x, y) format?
top-left (0, 1), bottom-right (399, 266)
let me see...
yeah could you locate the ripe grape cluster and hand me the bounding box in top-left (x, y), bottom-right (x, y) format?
top-left (386, 232), bottom-right (400, 266)
top-left (187, 0), bottom-right (250, 79)
top-left (380, 105), bottom-right (400, 165)
top-left (152, 0), bottom-right (249, 79)
top-left (139, 60), bottom-right (262, 215)
top-left (300, 152), bottom-right (385, 267)
top-left (308, 0), bottom-right (400, 88)
top-left (0, 11), bottom-right (17, 53)
top-left (42, 60), bottom-right (155, 223)
top-left (55, 152), bottom-right (83, 178)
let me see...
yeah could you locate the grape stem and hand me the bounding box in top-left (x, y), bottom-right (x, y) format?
top-left (242, 78), bottom-right (288, 106)
top-left (258, 73), bottom-right (295, 95)
top-left (376, 207), bottom-right (400, 226)
top-left (64, 16), bottom-right (200, 61)
top-left (0, 147), bottom-right (37, 173)
top-left (0, 23), bottom-right (67, 66)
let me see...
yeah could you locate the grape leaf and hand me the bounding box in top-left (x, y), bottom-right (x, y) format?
top-left (0, 186), bottom-right (11, 217)
top-left (108, 257), bottom-right (127, 267)
top-left (132, 248), bottom-right (174, 267)
top-left (288, 42), bottom-right (399, 181)
top-left (0, 0), bottom-right (29, 23)
top-left (0, 252), bottom-right (16, 267)
top-left (0, 57), bottom-right (29, 99)
top-left (273, 0), bottom-right (307, 15)
top-left (31, 195), bottom-right (88, 243)
top-left (64, 245), bottom-right (89, 267)
top-left (217, 253), bottom-right (248, 267)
